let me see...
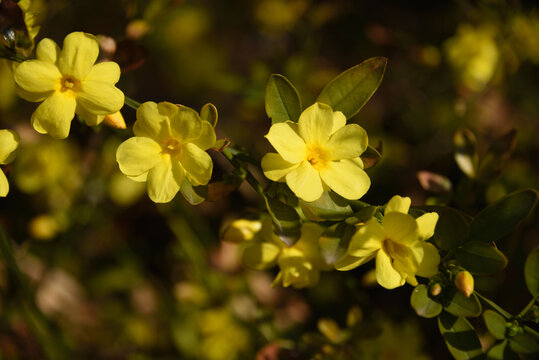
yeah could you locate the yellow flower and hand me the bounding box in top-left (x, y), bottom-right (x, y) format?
top-left (242, 219), bottom-right (331, 288)
top-left (14, 32), bottom-right (124, 138)
top-left (116, 101), bottom-right (216, 203)
top-left (261, 102), bottom-right (370, 202)
top-left (341, 195), bottom-right (440, 289)
top-left (0, 129), bottom-right (20, 197)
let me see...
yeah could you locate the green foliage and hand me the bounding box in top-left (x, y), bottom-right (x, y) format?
top-left (508, 327), bottom-right (539, 354)
top-left (265, 74), bottom-right (302, 124)
top-left (438, 312), bottom-right (483, 360)
top-left (444, 291), bottom-right (482, 318)
top-left (456, 241), bottom-right (508, 275)
top-left (264, 195), bottom-right (302, 246)
top-left (432, 207), bottom-right (469, 251)
top-left (469, 189), bottom-right (538, 244)
top-left (299, 191), bottom-right (353, 221)
top-left (486, 340), bottom-right (519, 360)
top-left (410, 284), bottom-right (443, 318)
top-left (483, 310), bottom-right (507, 340)
top-left (316, 57), bottom-right (387, 119)
top-left (476, 129), bottom-right (516, 182)
top-left (524, 247), bottom-right (539, 297)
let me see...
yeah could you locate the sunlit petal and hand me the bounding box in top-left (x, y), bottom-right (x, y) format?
top-left (326, 124), bottom-right (368, 160)
top-left (14, 60), bottom-right (61, 94)
top-left (36, 38), bottom-right (61, 64)
top-left (286, 161), bottom-right (323, 202)
top-left (383, 212), bottom-right (418, 244)
top-left (77, 80), bottom-right (124, 115)
top-left (58, 32), bottom-right (99, 79)
top-left (376, 250), bottom-right (404, 289)
top-left (179, 143), bottom-right (213, 186)
top-left (31, 91), bottom-right (76, 139)
top-left (0, 129), bottom-right (20, 164)
top-left (348, 219), bottom-right (384, 257)
top-left (147, 156), bottom-right (184, 203)
top-left (319, 160), bottom-right (370, 200)
top-left (170, 105), bottom-right (202, 143)
top-left (261, 153), bottom-right (299, 181)
top-left (116, 137), bottom-right (162, 177)
top-left (385, 195), bottom-right (411, 215)
top-left (416, 242), bottom-right (441, 277)
top-left (416, 212), bottom-right (439, 241)
top-left (134, 102), bottom-right (173, 141)
top-left (265, 121), bottom-right (306, 163)
top-left (298, 102), bottom-right (336, 144)
top-left (85, 62), bottom-right (121, 83)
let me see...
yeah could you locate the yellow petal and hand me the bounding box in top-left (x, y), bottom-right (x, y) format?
top-left (0, 170), bottom-right (8, 197)
top-left (15, 84), bottom-right (49, 102)
top-left (170, 106), bottom-right (202, 143)
top-left (286, 161), bottom-right (323, 202)
top-left (385, 195), bottom-right (411, 215)
top-left (77, 81), bottom-right (124, 115)
top-left (242, 242), bottom-right (280, 270)
top-left (14, 60), bottom-right (60, 94)
top-left (416, 212), bottom-right (439, 241)
top-left (147, 156), bottom-right (184, 203)
top-left (191, 120), bottom-right (216, 151)
top-left (334, 254), bottom-right (374, 271)
top-left (265, 122), bottom-right (306, 163)
top-left (134, 102), bottom-right (173, 141)
top-left (31, 91), bottom-right (76, 139)
top-left (382, 212), bottom-right (418, 244)
top-left (128, 173), bottom-right (148, 182)
top-left (58, 32), bottom-right (99, 79)
top-left (261, 153), bottom-right (298, 181)
top-left (178, 143), bottom-right (213, 186)
top-left (85, 62), bottom-right (121, 83)
top-left (319, 160), bottom-right (370, 200)
top-left (75, 104), bottom-right (105, 126)
top-left (348, 219), bottom-right (384, 257)
top-left (416, 242), bottom-right (441, 277)
top-left (0, 129), bottom-right (20, 164)
top-left (36, 38), bottom-right (61, 64)
top-left (326, 124), bottom-right (368, 160)
top-left (376, 250), bottom-right (405, 289)
top-left (298, 102), bottom-right (346, 144)
top-left (116, 137), bottom-right (162, 177)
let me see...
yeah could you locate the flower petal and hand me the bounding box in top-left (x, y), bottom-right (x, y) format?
top-left (58, 32), bottom-right (99, 79)
top-left (85, 62), bottom-right (121, 83)
top-left (133, 102), bottom-right (173, 141)
top-left (191, 120), bottom-right (216, 150)
top-left (416, 242), bottom-right (441, 277)
top-left (298, 102), bottom-right (339, 144)
top-left (385, 195), bottom-right (411, 215)
top-left (0, 170), bottom-right (8, 197)
top-left (170, 105), bottom-right (202, 143)
top-left (319, 160), bottom-right (370, 200)
top-left (286, 161), bottom-right (323, 202)
top-left (334, 254), bottom-right (374, 271)
top-left (31, 91), bottom-right (76, 139)
top-left (116, 137), bottom-right (162, 177)
top-left (348, 219), bottom-right (384, 257)
top-left (178, 143), bottom-right (213, 186)
top-left (416, 212), bottom-right (439, 241)
top-left (265, 121), bottom-right (306, 163)
top-left (0, 129), bottom-right (20, 164)
top-left (14, 60), bottom-right (60, 94)
top-left (261, 153), bottom-right (299, 181)
top-left (383, 212), bottom-right (418, 244)
top-left (242, 242), bottom-right (281, 270)
top-left (75, 103), bottom-right (105, 126)
top-left (147, 156), bottom-right (184, 203)
top-left (36, 38), bottom-right (61, 64)
top-left (326, 124), bottom-right (368, 160)
top-left (376, 250), bottom-right (405, 289)
top-left (77, 80), bottom-right (124, 115)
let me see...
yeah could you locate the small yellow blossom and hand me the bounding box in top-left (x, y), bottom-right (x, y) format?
top-left (261, 102), bottom-right (370, 202)
top-left (14, 32), bottom-right (124, 138)
top-left (340, 195), bottom-right (440, 289)
top-left (0, 129), bottom-right (20, 197)
top-left (116, 101), bottom-right (216, 203)
top-left (242, 219), bottom-right (331, 288)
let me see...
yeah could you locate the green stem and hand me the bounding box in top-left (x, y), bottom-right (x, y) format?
top-left (124, 96), bottom-right (141, 110)
top-left (475, 291), bottom-right (513, 319)
top-left (518, 297), bottom-right (537, 318)
top-left (221, 147), bottom-right (266, 198)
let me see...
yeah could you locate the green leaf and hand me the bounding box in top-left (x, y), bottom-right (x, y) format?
top-left (264, 195), bottom-right (302, 246)
top-left (508, 327), bottom-right (539, 354)
top-left (454, 129), bottom-right (478, 179)
top-left (200, 103), bottom-right (218, 127)
top-left (316, 57), bottom-right (387, 119)
top-left (433, 207), bottom-right (469, 251)
top-left (319, 222), bottom-right (355, 265)
top-left (265, 74), bottom-right (302, 124)
top-left (524, 247), bottom-right (539, 297)
top-left (469, 189), bottom-right (538, 244)
top-left (411, 284), bottom-right (443, 318)
top-left (445, 291), bottom-right (482, 318)
top-left (438, 312), bottom-right (483, 360)
top-left (483, 310), bottom-right (507, 340)
top-left (299, 191), bottom-right (353, 221)
top-left (486, 340), bottom-right (519, 360)
top-left (456, 241), bottom-right (508, 275)
top-left (477, 129), bottom-right (516, 182)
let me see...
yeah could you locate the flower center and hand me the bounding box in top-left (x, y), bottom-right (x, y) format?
top-left (161, 138), bottom-right (182, 157)
top-left (381, 238), bottom-right (408, 260)
top-left (60, 76), bottom-right (80, 93)
top-left (305, 144), bottom-right (329, 171)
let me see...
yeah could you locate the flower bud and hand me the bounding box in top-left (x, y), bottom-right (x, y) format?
top-left (103, 111), bottom-right (126, 129)
top-left (430, 283), bottom-right (442, 297)
top-left (454, 271), bottom-right (474, 298)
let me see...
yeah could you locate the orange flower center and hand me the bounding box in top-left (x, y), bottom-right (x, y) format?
top-left (162, 138), bottom-right (182, 157)
top-left (60, 76), bottom-right (80, 94)
top-left (305, 144), bottom-right (329, 171)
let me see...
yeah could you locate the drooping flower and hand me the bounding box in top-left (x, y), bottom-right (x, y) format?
top-left (261, 102), bottom-right (370, 202)
top-left (242, 219), bottom-right (331, 288)
top-left (0, 129), bottom-right (20, 197)
top-left (14, 32), bottom-right (124, 138)
top-left (340, 195), bottom-right (440, 289)
top-left (116, 101), bottom-right (216, 203)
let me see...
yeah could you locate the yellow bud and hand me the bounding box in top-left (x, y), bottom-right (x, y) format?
top-left (220, 219), bottom-right (262, 243)
top-left (454, 271), bottom-right (474, 298)
top-left (103, 111), bottom-right (126, 129)
top-left (318, 318), bottom-right (341, 343)
top-left (430, 283), bottom-right (442, 296)
top-left (29, 214), bottom-right (60, 241)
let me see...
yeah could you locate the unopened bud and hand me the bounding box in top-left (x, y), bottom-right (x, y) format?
top-left (430, 283), bottom-right (442, 297)
top-left (454, 271), bottom-right (474, 298)
top-left (103, 111), bottom-right (126, 129)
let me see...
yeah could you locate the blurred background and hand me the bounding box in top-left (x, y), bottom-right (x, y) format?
top-left (0, 0), bottom-right (538, 358)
